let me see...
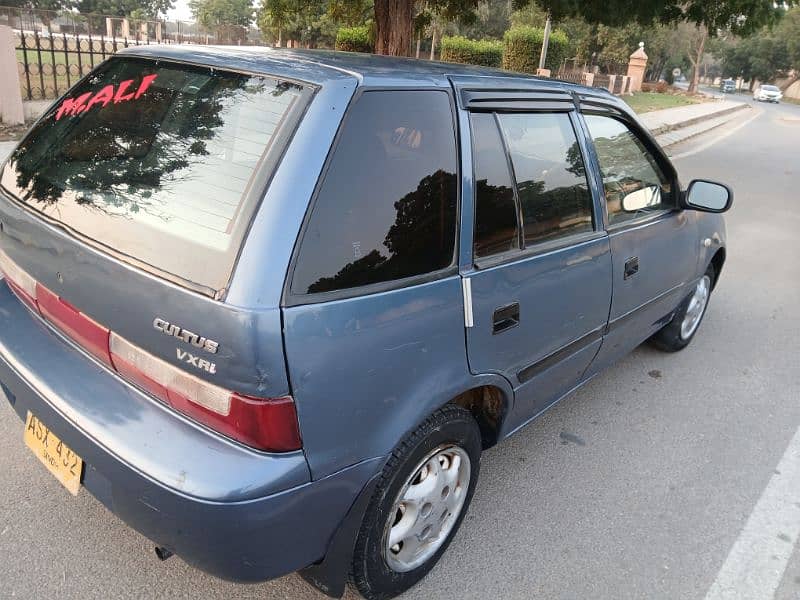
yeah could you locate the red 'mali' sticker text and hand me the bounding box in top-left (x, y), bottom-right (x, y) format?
top-left (55, 74), bottom-right (158, 121)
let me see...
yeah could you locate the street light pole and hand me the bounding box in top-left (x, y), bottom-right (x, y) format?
top-left (538, 14), bottom-right (551, 71)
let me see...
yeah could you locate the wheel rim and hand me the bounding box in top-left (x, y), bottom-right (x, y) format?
top-left (382, 444), bottom-right (471, 573)
top-left (680, 275), bottom-right (711, 340)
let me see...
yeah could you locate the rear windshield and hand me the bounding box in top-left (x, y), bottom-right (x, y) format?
top-left (762, 85), bottom-right (779, 91)
top-left (1, 56), bottom-right (310, 295)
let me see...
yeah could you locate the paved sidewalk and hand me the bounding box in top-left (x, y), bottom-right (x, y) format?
top-left (639, 98), bottom-right (749, 135)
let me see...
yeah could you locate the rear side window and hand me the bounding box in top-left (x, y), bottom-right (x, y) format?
top-left (1, 56), bottom-right (309, 294)
top-left (291, 90), bottom-right (458, 296)
top-left (471, 113), bottom-right (519, 259)
top-left (497, 112), bottom-right (594, 246)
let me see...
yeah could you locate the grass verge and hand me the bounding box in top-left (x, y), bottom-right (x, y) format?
top-left (624, 92), bottom-right (703, 114)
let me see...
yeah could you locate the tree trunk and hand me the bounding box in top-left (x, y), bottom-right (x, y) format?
top-left (688, 28), bottom-right (707, 94)
top-left (374, 0), bottom-right (414, 56)
top-left (415, 34), bottom-right (421, 59)
top-left (430, 25), bottom-right (437, 60)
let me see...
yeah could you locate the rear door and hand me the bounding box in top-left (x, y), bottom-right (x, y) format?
top-left (457, 88), bottom-right (613, 428)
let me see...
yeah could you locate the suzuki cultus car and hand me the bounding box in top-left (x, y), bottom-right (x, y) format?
top-left (0, 47), bottom-right (731, 599)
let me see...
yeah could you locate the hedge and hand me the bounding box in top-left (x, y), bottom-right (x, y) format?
top-left (502, 26), bottom-right (568, 74)
top-left (440, 36), bottom-right (503, 68)
top-left (335, 26), bottom-right (373, 53)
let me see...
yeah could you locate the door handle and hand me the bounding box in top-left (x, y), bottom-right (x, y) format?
top-left (624, 257), bottom-right (639, 280)
top-left (493, 302), bottom-right (520, 334)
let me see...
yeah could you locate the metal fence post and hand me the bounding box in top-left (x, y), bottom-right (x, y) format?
top-left (0, 25), bottom-right (24, 124)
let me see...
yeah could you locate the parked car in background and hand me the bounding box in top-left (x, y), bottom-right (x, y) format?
top-left (0, 47), bottom-right (732, 600)
top-left (720, 79), bottom-right (737, 93)
top-left (754, 84), bottom-right (783, 103)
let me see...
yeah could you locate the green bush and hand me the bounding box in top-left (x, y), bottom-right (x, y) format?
top-left (440, 36), bottom-right (503, 68)
top-left (502, 26), bottom-right (568, 74)
top-left (335, 26), bottom-right (373, 53)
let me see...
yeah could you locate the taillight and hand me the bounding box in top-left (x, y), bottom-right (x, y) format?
top-left (0, 249), bottom-right (38, 310)
top-left (0, 249), bottom-right (302, 452)
top-left (109, 333), bottom-right (302, 453)
top-left (36, 284), bottom-right (112, 365)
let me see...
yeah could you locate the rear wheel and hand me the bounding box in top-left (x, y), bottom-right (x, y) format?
top-left (651, 264), bottom-right (715, 352)
top-left (350, 405), bottom-right (481, 600)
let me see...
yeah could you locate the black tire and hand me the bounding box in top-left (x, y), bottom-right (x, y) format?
top-left (350, 405), bottom-right (481, 600)
top-left (650, 263), bottom-right (715, 352)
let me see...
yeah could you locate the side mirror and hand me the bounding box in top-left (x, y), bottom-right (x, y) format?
top-left (621, 185), bottom-right (661, 213)
top-left (682, 180), bottom-right (733, 213)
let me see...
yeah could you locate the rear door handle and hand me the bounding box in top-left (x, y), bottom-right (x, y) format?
top-left (493, 302), bottom-right (520, 334)
top-left (624, 257), bottom-right (639, 279)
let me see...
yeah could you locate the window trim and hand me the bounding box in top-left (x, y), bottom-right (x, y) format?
top-left (578, 104), bottom-right (681, 233)
top-left (474, 229), bottom-right (607, 271)
top-left (469, 108), bottom-right (600, 266)
top-left (467, 111), bottom-right (521, 260)
top-left (282, 85), bottom-right (462, 308)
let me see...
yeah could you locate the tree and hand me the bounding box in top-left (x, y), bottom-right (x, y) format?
top-left (75, 0), bottom-right (174, 18)
top-left (258, 0), bottom-right (292, 46)
top-left (358, 0), bottom-right (793, 59)
top-left (776, 6), bottom-right (800, 71)
top-left (717, 30), bottom-right (790, 86)
top-left (189, 0), bottom-right (253, 42)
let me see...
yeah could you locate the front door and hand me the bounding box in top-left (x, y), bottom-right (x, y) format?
top-left (579, 111), bottom-right (698, 373)
top-left (461, 106), bottom-right (613, 430)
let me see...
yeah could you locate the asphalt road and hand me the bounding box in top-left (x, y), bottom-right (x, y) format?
top-left (1, 99), bottom-right (799, 600)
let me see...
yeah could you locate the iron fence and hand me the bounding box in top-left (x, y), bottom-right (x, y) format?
top-left (2, 4), bottom-right (269, 101)
top-left (15, 30), bottom-right (160, 100)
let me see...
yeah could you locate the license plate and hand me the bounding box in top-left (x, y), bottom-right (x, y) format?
top-left (24, 411), bottom-right (83, 496)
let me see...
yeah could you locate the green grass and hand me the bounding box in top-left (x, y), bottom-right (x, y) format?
top-left (624, 92), bottom-right (702, 114)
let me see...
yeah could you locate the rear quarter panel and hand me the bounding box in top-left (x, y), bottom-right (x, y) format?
top-left (283, 277), bottom-right (513, 480)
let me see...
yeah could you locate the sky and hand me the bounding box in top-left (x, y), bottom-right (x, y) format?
top-left (166, 0), bottom-right (193, 22)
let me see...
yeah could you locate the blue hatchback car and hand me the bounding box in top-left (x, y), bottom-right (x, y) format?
top-left (0, 47), bottom-right (731, 599)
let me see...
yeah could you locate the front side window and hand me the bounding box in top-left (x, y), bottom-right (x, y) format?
top-left (497, 112), bottom-right (594, 246)
top-left (291, 90), bottom-right (458, 296)
top-left (584, 114), bottom-right (672, 226)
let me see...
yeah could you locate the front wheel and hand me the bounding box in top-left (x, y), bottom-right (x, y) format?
top-left (650, 264), bottom-right (715, 352)
top-left (350, 405), bottom-right (481, 600)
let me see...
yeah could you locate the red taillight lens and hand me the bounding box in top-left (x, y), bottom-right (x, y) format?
top-left (109, 334), bottom-right (302, 452)
top-left (36, 284), bottom-right (112, 365)
top-left (170, 391), bottom-right (302, 453)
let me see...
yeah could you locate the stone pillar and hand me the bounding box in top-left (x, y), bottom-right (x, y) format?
top-left (155, 22), bottom-right (162, 42)
top-left (0, 25), bottom-right (24, 125)
top-left (627, 42), bottom-right (648, 93)
top-left (582, 72), bottom-right (594, 87)
top-left (121, 18), bottom-right (130, 39)
top-left (535, 68), bottom-right (551, 78)
top-left (105, 17), bottom-right (114, 38)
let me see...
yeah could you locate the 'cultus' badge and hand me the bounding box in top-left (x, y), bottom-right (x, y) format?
top-left (153, 318), bottom-right (219, 355)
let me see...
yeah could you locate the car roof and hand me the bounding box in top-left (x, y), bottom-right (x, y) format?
top-left (119, 44), bottom-right (608, 97)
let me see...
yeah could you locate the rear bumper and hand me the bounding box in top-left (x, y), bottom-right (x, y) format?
top-left (0, 281), bottom-right (380, 582)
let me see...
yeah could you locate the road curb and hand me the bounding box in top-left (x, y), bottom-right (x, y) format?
top-left (648, 103), bottom-right (751, 136)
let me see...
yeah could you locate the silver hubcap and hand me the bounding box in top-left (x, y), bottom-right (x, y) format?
top-left (383, 445), bottom-right (471, 573)
top-left (680, 275), bottom-right (711, 340)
